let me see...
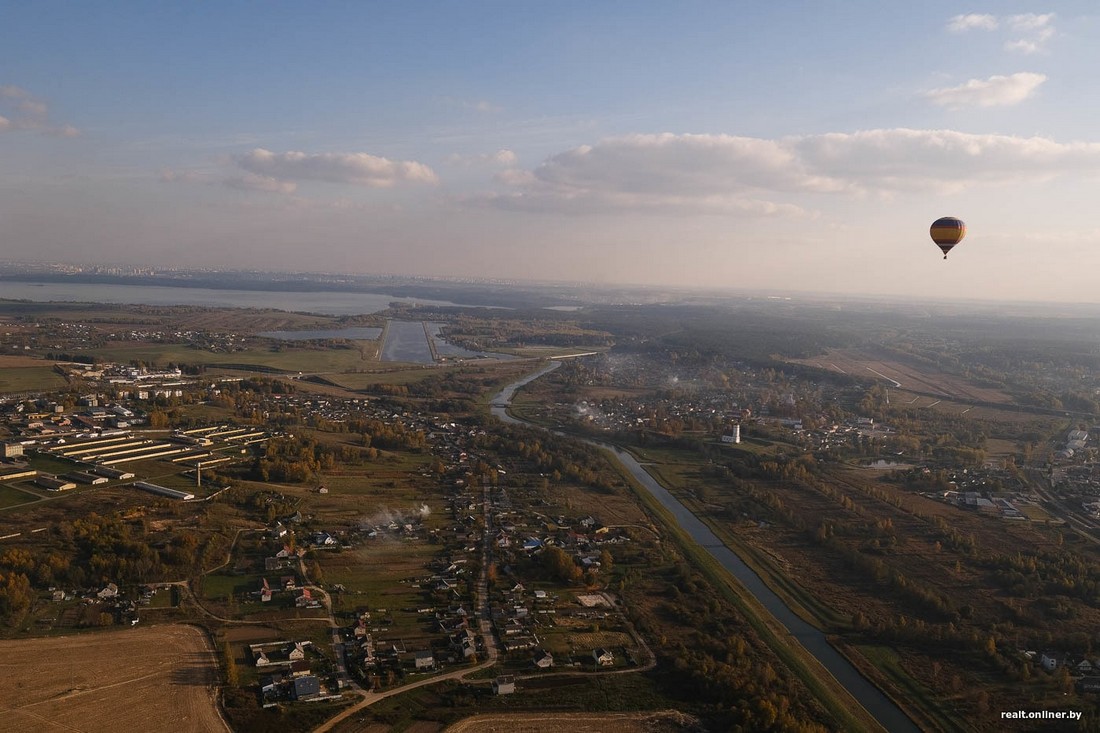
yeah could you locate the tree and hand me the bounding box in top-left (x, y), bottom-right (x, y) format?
top-left (223, 641), bottom-right (239, 687)
top-left (0, 572), bottom-right (33, 626)
top-left (542, 546), bottom-right (581, 584)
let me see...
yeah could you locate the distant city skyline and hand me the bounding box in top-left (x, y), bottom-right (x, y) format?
top-left (3, 3), bottom-right (1100, 303)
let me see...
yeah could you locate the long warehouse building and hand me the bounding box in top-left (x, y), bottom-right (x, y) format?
top-left (133, 481), bottom-right (195, 501)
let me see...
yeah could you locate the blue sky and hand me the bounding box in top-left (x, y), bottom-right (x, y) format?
top-left (2, 2), bottom-right (1099, 301)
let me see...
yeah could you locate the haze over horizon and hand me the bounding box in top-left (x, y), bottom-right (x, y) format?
top-left (3, 3), bottom-right (1100, 303)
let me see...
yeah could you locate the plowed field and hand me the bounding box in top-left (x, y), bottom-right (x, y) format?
top-left (0, 624), bottom-right (227, 733)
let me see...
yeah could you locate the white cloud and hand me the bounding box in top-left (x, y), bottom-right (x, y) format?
top-left (234, 148), bottom-right (439, 188)
top-left (479, 129), bottom-right (1100, 213)
top-left (0, 84), bottom-right (79, 136)
top-left (533, 133), bottom-right (843, 194)
top-left (158, 168), bottom-right (201, 184)
top-left (793, 128), bottom-right (1100, 191)
top-left (17, 99), bottom-right (48, 117)
top-left (1008, 12), bottom-right (1055, 32)
top-left (478, 133), bottom-right (829, 215)
top-left (0, 85), bottom-right (31, 99)
top-left (947, 13), bottom-right (998, 32)
top-left (446, 149), bottom-right (518, 167)
top-left (494, 168), bottom-right (536, 186)
top-left (44, 124), bottom-right (81, 138)
top-left (946, 12), bottom-right (1055, 53)
top-left (1006, 14), bottom-right (1055, 53)
top-left (477, 188), bottom-right (805, 217)
top-left (225, 173), bottom-right (298, 195)
top-left (924, 72), bottom-right (1046, 108)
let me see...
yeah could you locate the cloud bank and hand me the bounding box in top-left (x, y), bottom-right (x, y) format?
top-left (446, 149), bottom-right (518, 167)
top-left (161, 148), bottom-right (438, 196)
top-left (235, 149), bottom-right (438, 188)
top-left (481, 129), bottom-right (1100, 213)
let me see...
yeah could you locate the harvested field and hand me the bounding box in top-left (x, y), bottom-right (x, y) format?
top-left (551, 482), bottom-right (653, 528)
top-left (0, 355), bottom-right (56, 368)
top-left (0, 624), bottom-right (227, 733)
top-left (444, 711), bottom-right (699, 732)
top-left (791, 348), bottom-right (1014, 405)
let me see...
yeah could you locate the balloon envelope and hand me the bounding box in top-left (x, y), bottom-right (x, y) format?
top-left (930, 217), bottom-right (966, 259)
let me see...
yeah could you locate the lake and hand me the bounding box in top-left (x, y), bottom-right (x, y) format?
top-left (0, 281), bottom-right (466, 315)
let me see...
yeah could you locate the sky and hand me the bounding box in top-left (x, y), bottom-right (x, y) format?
top-left (2, 2), bottom-right (1100, 302)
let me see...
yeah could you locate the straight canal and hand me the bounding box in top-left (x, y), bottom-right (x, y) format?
top-left (490, 360), bottom-right (919, 733)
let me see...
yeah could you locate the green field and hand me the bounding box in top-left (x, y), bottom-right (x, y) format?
top-left (324, 367), bottom-right (444, 390)
top-left (318, 539), bottom-right (440, 619)
top-left (0, 484), bottom-right (37, 509)
top-left (1018, 502), bottom-right (1058, 522)
top-left (26, 453), bottom-right (87, 475)
top-left (86, 341), bottom-right (379, 374)
top-left (0, 366), bottom-right (67, 393)
top-left (202, 571), bottom-right (270, 601)
top-left (145, 586), bottom-right (179, 609)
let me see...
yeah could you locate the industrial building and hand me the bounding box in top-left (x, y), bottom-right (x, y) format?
top-left (36, 475), bottom-right (77, 491)
top-left (91, 465), bottom-right (136, 480)
top-left (133, 481), bottom-right (195, 501)
top-left (65, 471), bottom-right (110, 485)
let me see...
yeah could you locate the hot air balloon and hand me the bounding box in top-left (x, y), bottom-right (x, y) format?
top-left (930, 217), bottom-right (966, 259)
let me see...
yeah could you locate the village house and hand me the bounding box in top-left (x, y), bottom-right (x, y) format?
top-left (293, 675), bottom-right (321, 700)
top-left (451, 628), bottom-right (477, 659)
top-left (1041, 651), bottom-right (1067, 672)
top-left (259, 673), bottom-right (284, 696)
top-left (1078, 677), bottom-right (1100, 693)
top-left (593, 648), bottom-right (614, 667)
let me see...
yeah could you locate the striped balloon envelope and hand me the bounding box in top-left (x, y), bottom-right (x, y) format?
top-left (930, 217), bottom-right (966, 259)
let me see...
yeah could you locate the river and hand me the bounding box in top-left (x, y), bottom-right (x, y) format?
top-left (490, 361), bottom-right (919, 733)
